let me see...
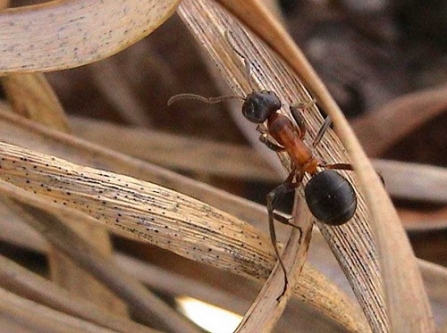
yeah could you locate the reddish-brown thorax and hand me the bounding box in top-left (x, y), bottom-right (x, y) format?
top-left (267, 113), bottom-right (319, 175)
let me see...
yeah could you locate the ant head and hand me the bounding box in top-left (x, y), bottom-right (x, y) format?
top-left (242, 90), bottom-right (281, 123)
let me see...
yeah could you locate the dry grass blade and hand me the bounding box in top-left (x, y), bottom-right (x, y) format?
top-left (0, 254), bottom-right (157, 333)
top-left (0, 183), bottom-right (200, 333)
top-left (418, 260), bottom-right (447, 328)
top-left (89, 60), bottom-right (152, 127)
top-left (352, 84), bottom-right (447, 157)
top-left (0, 140), bottom-right (368, 332)
top-left (374, 159), bottom-right (447, 204)
top-left (208, 1), bottom-right (435, 332)
top-left (0, 0), bottom-right (180, 74)
top-left (177, 0), bottom-right (386, 332)
top-left (0, 23), bottom-right (127, 315)
top-left (0, 286), bottom-right (117, 333)
top-left (235, 199), bottom-right (313, 332)
top-left (70, 116), bottom-right (279, 182)
top-left (1, 74), bottom-right (70, 132)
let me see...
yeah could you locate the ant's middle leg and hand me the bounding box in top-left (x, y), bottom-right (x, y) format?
top-left (265, 169), bottom-right (303, 299)
top-left (289, 100), bottom-right (315, 140)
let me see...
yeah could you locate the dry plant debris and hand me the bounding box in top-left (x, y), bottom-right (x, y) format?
top-left (0, 0), bottom-right (446, 332)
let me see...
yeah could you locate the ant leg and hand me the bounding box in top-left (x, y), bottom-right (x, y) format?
top-left (289, 106), bottom-right (307, 139)
top-left (289, 100), bottom-right (315, 139)
top-left (273, 211), bottom-right (301, 229)
top-left (259, 133), bottom-right (285, 152)
top-left (312, 116), bottom-right (332, 148)
top-left (266, 170), bottom-right (303, 299)
top-left (324, 162), bottom-right (385, 184)
top-left (325, 162), bottom-right (387, 184)
top-left (324, 163), bottom-right (353, 171)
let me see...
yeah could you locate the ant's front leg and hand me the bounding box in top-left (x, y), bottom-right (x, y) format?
top-left (257, 125), bottom-right (285, 152)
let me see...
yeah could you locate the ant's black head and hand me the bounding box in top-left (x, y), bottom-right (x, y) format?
top-left (304, 170), bottom-right (357, 226)
top-left (242, 90), bottom-right (281, 123)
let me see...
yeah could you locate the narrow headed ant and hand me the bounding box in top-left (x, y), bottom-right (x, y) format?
top-left (168, 32), bottom-right (357, 298)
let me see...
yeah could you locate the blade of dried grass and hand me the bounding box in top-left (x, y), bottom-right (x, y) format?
top-left (0, 105), bottom-right (273, 237)
top-left (352, 84), bottom-right (447, 157)
top-left (0, 182), bottom-right (201, 333)
top-left (0, 254), bottom-right (157, 333)
top-left (0, 286), bottom-right (117, 333)
top-left (89, 60), bottom-right (152, 127)
top-left (177, 1), bottom-right (383, 332)
top-left (419, 260), bottom-right (447, 328)
top-left (191, 1), bottom-right (435, 332)
top-left (333, 102), bottom-right (436, 332)
top-left (374, 160), bottom-right (447, 204)
top-left (0, 59), bottom-right (127, 313)
top-left (310, 229), bottom-right (447, 327)
top-left (0, 0), bottom-right (180, 74)
top-left (1, 74), bottom-right (70, 131)
top-left (0, 141), bottom-right (368, 332)
top-left (235, 199), bottom-right (313, 332)
top-left (70, 116), bottom-right (279, 182)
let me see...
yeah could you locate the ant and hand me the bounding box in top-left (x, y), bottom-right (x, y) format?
top-left (168, 32), bottom-right (357, 299)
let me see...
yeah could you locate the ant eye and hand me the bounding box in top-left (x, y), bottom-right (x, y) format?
top-left (242, 91), bottom-right (281, 123)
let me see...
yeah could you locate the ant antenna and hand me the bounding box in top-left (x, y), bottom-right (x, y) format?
top-left (167, 93), bottom-right (243, 106)
top-left (168, 31), bottom-right (264, 108)
top-left (224, 30), bottom-right (256, 91)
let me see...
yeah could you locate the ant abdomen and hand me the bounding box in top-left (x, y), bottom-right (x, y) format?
top-left (304, 170), bottom-right (357, 226)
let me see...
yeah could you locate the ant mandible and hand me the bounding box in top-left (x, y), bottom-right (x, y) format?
top-left (168, 32), bottom-right (357, 298)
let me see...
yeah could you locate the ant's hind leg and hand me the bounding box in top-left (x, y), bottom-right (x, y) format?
top-left (265, 170), bottom-right (303, 299)
top-left (323, 163), bottom-right (353, 171)
top-left (325, 162), bottom-right (386, 184)
top-left (273, 211), bottom-right (301, 229)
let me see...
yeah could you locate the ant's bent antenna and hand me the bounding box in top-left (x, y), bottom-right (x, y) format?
top-left (167, 93), bottom-right (243, 106)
